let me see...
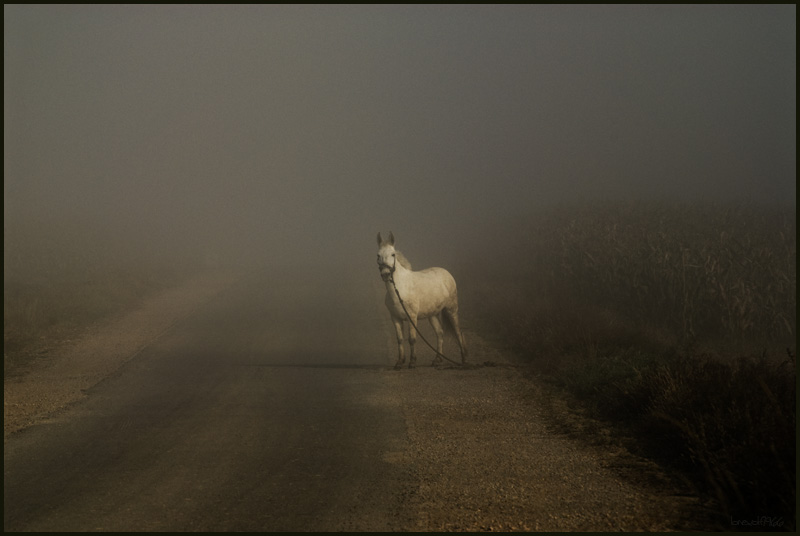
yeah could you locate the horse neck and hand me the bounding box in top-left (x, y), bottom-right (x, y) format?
top-left (391, 257), bottom-right (411, 281)
top-left (384, 257), bottom-right (411, 295)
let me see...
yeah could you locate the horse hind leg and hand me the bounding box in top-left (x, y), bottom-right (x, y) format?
top-left (428, 314), bottom-right (445, 366)
top-left (443, 308), bottom-right (468, 363)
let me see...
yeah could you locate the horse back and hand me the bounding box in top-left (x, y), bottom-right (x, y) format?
top-left (411, 267), bottom-right (459, 315)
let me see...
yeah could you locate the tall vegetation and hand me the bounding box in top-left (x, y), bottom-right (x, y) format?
top-left (460, 201), bottom-right (796, 530)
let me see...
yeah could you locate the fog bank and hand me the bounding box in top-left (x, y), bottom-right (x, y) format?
top-left (5, 5), bottom-right (795, 271)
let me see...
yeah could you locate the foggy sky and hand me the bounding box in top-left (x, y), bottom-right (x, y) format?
top-left (4, 5), bottom-right (796, 267)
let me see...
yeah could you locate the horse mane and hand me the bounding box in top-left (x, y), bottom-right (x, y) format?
top-left (395, 250), bottom-right (412, 270)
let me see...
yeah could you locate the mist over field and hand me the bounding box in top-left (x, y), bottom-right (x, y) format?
top-left (5, 5), bottom-right (795, 275)
top-left (4, 7), bottom-right (796, 527)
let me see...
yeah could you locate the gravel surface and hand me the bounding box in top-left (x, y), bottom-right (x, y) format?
top-left (4, 270), bottom-right (711, 531)
top-left (386, 333), bottom-right (707, 531)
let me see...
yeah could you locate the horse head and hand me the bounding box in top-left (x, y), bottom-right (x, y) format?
top-left (376, 232), bottom-right (397, 282)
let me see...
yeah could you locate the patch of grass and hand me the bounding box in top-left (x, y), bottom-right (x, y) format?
top-left (547, 348), bottom-right (796, 528)
top-left (640, 353), bottom-right (796, 524)
top-left (459, 201), bottom-right (796, 530)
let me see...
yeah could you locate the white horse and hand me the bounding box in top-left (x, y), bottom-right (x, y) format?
top-left (377, 232), bottom-right (468, 369)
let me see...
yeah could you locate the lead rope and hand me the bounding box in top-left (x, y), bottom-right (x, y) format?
top-left (388, 274), bottom-right (465, 368)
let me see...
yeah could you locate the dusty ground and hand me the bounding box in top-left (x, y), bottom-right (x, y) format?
top-left (386, 338), bottom-right (711, 531)
top-left (4, 270), bottom-right (713, 531)
top-left (3, 270), bottom-right (241, 440)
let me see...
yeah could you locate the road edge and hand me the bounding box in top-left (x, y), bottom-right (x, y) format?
top-left (3, 269), bottom-right (241, 442)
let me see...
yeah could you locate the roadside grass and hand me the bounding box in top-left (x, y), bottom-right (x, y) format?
top-left (4, 217), bottom-right (202, 367)
top-left (459, 201), bottom-right (796, 530)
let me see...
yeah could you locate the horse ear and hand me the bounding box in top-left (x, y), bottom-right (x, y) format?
top-left (377, 232), bottom-right (383, 246)
top-left (388, 232), bottom-right (395, 245)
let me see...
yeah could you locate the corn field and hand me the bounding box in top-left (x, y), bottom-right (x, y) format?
top-left (510, 202), bottom-right (796, 348)
top-left (459, 201), bottom-right (796, 529)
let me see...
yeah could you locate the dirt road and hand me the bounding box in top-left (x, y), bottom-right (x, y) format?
top-left (4, 265), bottom-right (704, 531)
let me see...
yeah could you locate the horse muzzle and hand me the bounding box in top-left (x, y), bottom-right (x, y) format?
top-left (378, 264), bottom-right (394, 282)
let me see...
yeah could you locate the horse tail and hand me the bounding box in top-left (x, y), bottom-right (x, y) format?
top-left (442, 307), bottom-right (468, 359)
top-left (441, 310), bottom-right (458, 339)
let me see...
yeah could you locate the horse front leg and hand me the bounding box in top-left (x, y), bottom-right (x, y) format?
top-left (392, 318), bottom-right (405, 370)
top-left (407, 314), bottom-right (419, 369)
